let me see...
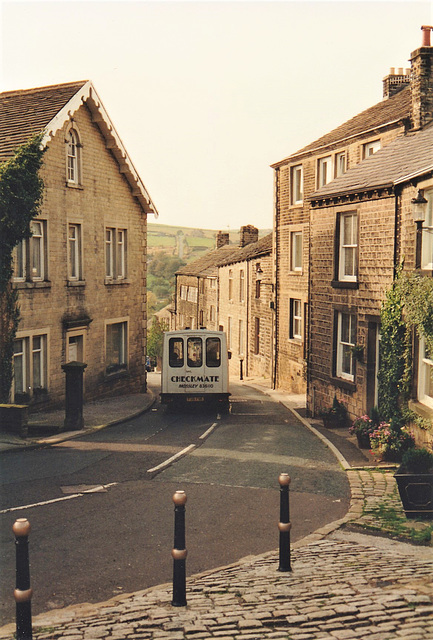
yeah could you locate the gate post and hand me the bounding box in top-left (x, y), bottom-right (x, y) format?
top-left (61, 361), bottom-right (87, 431)
top-left (172, 490), bottom-right (187, 607)
top-left (13, 518), bottom-right (33, 640)
top-left (278, 473), bottom-right (292, 572)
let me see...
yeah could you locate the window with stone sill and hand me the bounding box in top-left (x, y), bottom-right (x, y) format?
top-left (290, 164), bottom-right (303, 205)
top-left (289, 298), bottom-right (302, 340)
top-left (66, 126), bottom-right (82, 186)
top-left (336, 212), bottom-right (358, 284)
top-left (105, 321), bottom-right (128, 375)
top-left (13, 220), bottom-right (48, 284)
top-left (68, 223), bottom-right (83, 281)
top-left (335, 311), bottom-right (356, 382)
top-left (105, 228), bottom-right (127, 281)
top-left (13, 333), bottom-right (48, 401)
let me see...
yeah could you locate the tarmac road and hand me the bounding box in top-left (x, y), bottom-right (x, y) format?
top-left (0, 381), bottom-right (350, 625)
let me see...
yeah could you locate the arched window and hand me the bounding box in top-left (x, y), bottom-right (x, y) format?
top-left (66, 126), bottom-right (81, 185)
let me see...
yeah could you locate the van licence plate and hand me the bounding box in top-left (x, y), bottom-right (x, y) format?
top-left (186, 397), bottom-right (204, 402)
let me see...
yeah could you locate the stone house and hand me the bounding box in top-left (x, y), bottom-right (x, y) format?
top-left (308, 123), bottom-right (433, 425)
top-left (175, 226), bottom-right (273, 380)
top-left (271, 29), bottom-right (433, 396)
top-left (1, 81), bottom-right (157, 408)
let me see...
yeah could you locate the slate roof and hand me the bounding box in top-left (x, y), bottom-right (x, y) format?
top-left (176, 233), bottom-right (272, 277)
top-left (0, 81), bottom-right (88, 161)
top-left (0, 81), bottom-right (158, 214)
top-left (310, 122), bottom-right (433, 201)
top-left (272, 86), bottom-right (411, 167)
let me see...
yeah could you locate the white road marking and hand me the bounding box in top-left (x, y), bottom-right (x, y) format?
top-left (0, 483), bottom-right (118, 514)
top-left (147, 444), bottom-right (196, 473)
top-left (199, 423), bottom-right (218, 439)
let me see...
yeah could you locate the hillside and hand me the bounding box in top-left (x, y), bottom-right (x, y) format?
top-left (148, 223), bottom-right (271, 262)
top-left (147, 223), bottom-right (272, 314)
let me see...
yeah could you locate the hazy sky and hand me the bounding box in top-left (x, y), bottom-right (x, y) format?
top-left (1, 1), bottom-right (432, 231)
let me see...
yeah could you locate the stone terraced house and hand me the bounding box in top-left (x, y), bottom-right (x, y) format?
top-left (0, 81), bottom-right (158, 408)
top-left (271, 28), bottom-right (433, 410)
top-left (309, 123), bottom-right (433, 430)
top-left (175, 226), bottom-right (273, 380)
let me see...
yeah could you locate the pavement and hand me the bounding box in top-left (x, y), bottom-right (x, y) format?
top-left (0, 374), bottom-right (432, 640)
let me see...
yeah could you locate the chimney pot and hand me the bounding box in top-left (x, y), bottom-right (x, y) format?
top-left (421, 25), bottom-right (432, 47)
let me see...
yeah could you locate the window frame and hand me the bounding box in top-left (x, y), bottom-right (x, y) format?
top-left (228, 269), bottom-right (233, 301)
top-left (363, 139), bottom-right (381, 158)
top-left (421, 189), bottom-right (433, 270)
top-left (417, 337), bottom-right (433, 409)
top-left (66, 126), bottom-right (83, 186)
top-left (290, 164), bottom-right (303, 205)
top-left (335, 152), bottom-right (346, 177)
top-left (337, 211), bottom-right (358, 283)
top-left (289, 298), bottom-right (302, 340)
top-left (13, 332), bottom-right (48, 399)
top-left (318, 155), bottom-right (333, 188)
top-left (68, 222), bottom-right (83, 281)
top-left (105, 319), bottom-right (128, 375)
top-left (238, 319), bottom-right (244, 356)
top-left (290, 230), bottom-right (303, 272)
top-left (105, 227), bottom-right (127, 281)
top-left (239, 269), bottom-right (245, 303)
top-left (13, 220), bottom-right (48, 284)
top-left (335, 311), bottom-right (356, 382)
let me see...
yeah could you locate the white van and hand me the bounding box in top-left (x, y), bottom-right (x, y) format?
top-left (160, 329), bottom-right (230, 411)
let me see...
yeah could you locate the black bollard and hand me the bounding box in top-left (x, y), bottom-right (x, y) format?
top-left (278, 473), bottom-right (292, 572)
top-left (13, 518), bottom-right (33, 640)
top-left (172, 491), bottom-right (187, 607)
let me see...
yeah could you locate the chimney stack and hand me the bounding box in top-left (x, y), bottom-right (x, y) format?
top-left (410, 25), bottom-right (433, 130)
top-left (239, 225), bottom-right (259, 247)
top-left (382, 67), bottom-right (410, 99)
top-left (216, 231), bottom-right (230, 248)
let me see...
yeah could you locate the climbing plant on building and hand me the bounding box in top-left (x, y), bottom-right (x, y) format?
top-left (378, 267), bottom-right (433, 431)
top-left (0, 134), bottom-right (45, 402)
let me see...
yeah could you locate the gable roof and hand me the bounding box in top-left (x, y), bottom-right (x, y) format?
top-left (310, 122), bottom-right (433, 202)
top-left (176, 233), bottom-right (273, 278)
top-left (272, 86), bottom-right (411, 168)
top-left (0, 81), bottom-right (158, 215)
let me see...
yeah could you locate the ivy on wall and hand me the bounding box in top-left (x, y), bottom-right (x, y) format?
top-left (378, 267), bottom-right (433, 429)
top-left (0, 134), bottom-right (45, 402)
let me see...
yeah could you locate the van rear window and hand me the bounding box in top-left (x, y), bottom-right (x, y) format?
top-left (206, 337), bottom-right (221, 367)
top-left (169, 338), bottom-right (184, 367)
top-left (187, 338), bottom-right (203, 367)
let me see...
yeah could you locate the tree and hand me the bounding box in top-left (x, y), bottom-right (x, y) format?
top-left (147, 318), bottom-right (169, 360)
top-left (0, 134), bottom-right (45, 402)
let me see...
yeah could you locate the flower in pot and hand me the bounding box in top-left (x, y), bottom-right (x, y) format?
top-left (394, 447), bottom-right (433, 519)
top-left (321, 396), bottom-right (349, 429)
top-left (369, 423), bottom-right (415, 462)
top-left (349, 414), bottom-right (374, 449)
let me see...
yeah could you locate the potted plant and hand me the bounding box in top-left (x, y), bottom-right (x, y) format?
top-left (394, 447), bottom-right (433, 519)
top-left (349, 415), bottom-right (375, 449)
top-left (321, 396), bottom-right (349, 429)
top-left (370, 422), bottom-right (415, 462)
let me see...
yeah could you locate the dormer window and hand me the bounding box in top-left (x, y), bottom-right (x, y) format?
top-left (66, 126), bottom-right (82, 185)
top-left (363, 140), bottom-right (381, 158)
